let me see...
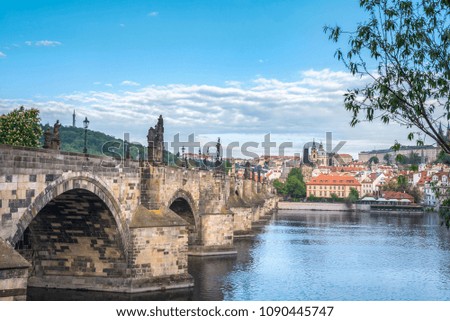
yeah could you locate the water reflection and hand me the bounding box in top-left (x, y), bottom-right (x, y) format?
top-left (222, 210), bottom-right (450, 300)
top-left (28, 210), bottom-right (450, 301)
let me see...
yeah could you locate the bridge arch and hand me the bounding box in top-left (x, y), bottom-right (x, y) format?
top-left (168, 189), bottom-right (199, 245)
top-left (9, 173), bottom-right (128, 258)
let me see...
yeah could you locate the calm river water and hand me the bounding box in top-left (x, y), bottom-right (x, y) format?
top-left (28, 210), bottom-right (450, 301)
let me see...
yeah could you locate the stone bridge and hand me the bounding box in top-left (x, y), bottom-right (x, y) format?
top-left (0, 145), bottom-right (276, 299)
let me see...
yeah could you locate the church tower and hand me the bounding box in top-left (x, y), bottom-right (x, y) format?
top-left (317, 141), bottom-right (327, 166)
top-left (310, 140), bottom-right (318, 163)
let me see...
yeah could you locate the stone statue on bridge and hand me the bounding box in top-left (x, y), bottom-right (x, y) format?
top-left (42, 120), bottom-right (61, 150)
top-left (51, 120), bottom-right (61, 150)
top-left (214, 137), bottom-right (223, 171)
top-left (147, 115), bottom-right (164, 164)
top-left (43, 128), bottom-right (52, 149)
top-left (244, 161), bottom-right (251, 180)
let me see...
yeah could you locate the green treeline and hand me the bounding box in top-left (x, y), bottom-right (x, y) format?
top-left (272, 168), bottom-right (306, 201)
top-left (41, 124), bottom-right (144, 159)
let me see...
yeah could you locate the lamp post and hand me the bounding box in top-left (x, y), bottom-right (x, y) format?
top-left (181, 146), bottom-right (185, 167)
top-left (83, 117), bottom-right (89, 154)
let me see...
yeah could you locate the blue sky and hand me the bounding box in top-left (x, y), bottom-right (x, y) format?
top-left (0, 0), bottom-right (414, 157)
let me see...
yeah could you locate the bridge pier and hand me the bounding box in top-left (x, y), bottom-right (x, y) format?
top-left (188, 212), bottom-right (236, 256)
top-left (128, 206), bottom-right (193, 292)
top-left (0, 238), bottom-right (30, 300)
top-left (229, 176), bottom-right (277, 238)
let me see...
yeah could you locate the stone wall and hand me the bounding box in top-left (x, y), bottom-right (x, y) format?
top-left (200, 213), bottom-right (234, 247)
top-left (130, 225), bottom-right (188, 278)
top-left (0, 145), bottom-right (141, 252)
top-left (128, 206), bottom-right (193, 291)
top-left (145, 166), bottom-right (234, 251)
top-left (0, 238), bottom-right (29, 300)
top-left (231, 207), bottom-right (253, 232)
top-left (277, 201), bottom-right (366, 211)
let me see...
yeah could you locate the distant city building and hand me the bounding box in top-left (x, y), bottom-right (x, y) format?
top-left (361, 177), bottom-right (374, 196)
top-left (306, 174), bottom-right (361, 198)
top-left (304, 140), bottom-right (345, 166)
top-left (358, 145), bottom-right (439, 164)
top-left (419, 171), bottom-right (450, 206)
top-left (337, 154), bottom-right (353, 165)
top-left (381, 191), bottom-right (414, 203)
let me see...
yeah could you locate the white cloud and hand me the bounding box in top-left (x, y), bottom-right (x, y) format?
top-left (0, 51), bottom-right (6, 58)
top-left (25, 40), bottom-right (62, 47)
top-left (105, 83), bottom-right (113, 87)
top-left (148, 11), bottom-right (159, 17)
top-left (0, 69), bottom-right (414, 158)
top-left (119, 23), bottom-right (125, 27)
top-left (36, 40), bottom-right (62, 47)
top-left (225, 81), bottom-right (241, 88)
top-left (121, 80), bottom-right (141, 87)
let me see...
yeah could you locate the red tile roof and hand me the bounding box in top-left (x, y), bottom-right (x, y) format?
top-left (338, 154), bottom-right (353, 158)
top-left (307, 174), bottom-right (361, 186)
top-left (381, 191), bottom-right (414, 202)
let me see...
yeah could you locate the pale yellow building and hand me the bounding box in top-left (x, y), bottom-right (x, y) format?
top-left (306, 174), bottom-right (361, 198)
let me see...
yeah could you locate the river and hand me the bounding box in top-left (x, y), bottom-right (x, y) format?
top-left (28, 210), bottom-right (450, 301)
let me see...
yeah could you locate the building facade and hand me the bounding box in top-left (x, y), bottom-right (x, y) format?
top-left (358, 145), bottom-right (439, 164)
top-left (306, 174), bottom-right (361, 198)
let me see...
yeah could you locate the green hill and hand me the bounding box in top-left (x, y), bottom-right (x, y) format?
top-left (40, 124), bottom-right (144, 159)
top-left (40, 124), bottom-right (177, 163)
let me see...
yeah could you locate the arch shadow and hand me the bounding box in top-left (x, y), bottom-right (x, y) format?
top-left (168, 189), bottom-right (199, 245)
top-left (9, 174), bottom-right (128, 259)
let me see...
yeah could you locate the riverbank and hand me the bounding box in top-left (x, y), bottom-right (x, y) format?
top-left (278, 201), bottom-right (366, 212)
top-left (278, 201), bottom-right (424, 214)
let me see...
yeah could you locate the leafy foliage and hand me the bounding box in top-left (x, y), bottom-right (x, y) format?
top-left (435, 150), bottom-right (450, 165)
top-left (395, 152), bottom-right (422, 164)
top-left (273, 179), bottom-right (285, 194)
top-left (439, 199), bottom-right (450, 229)
top-left (347, 187), bottom-right (360, 203)
top-left (396, 174), bottom-right (408, 189)
top-left (325, 0), bottom-right (450, 152)
top-left (368, 156), bottom-right (379, 164)
top-left (330, 193), bottom-right (344, 202)
top-left (0, 106), bottom-right (43, 147)
top-left (382, 176), bottom-right (423, 203)
top-left (272, 168), bottom-right (306, 200)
